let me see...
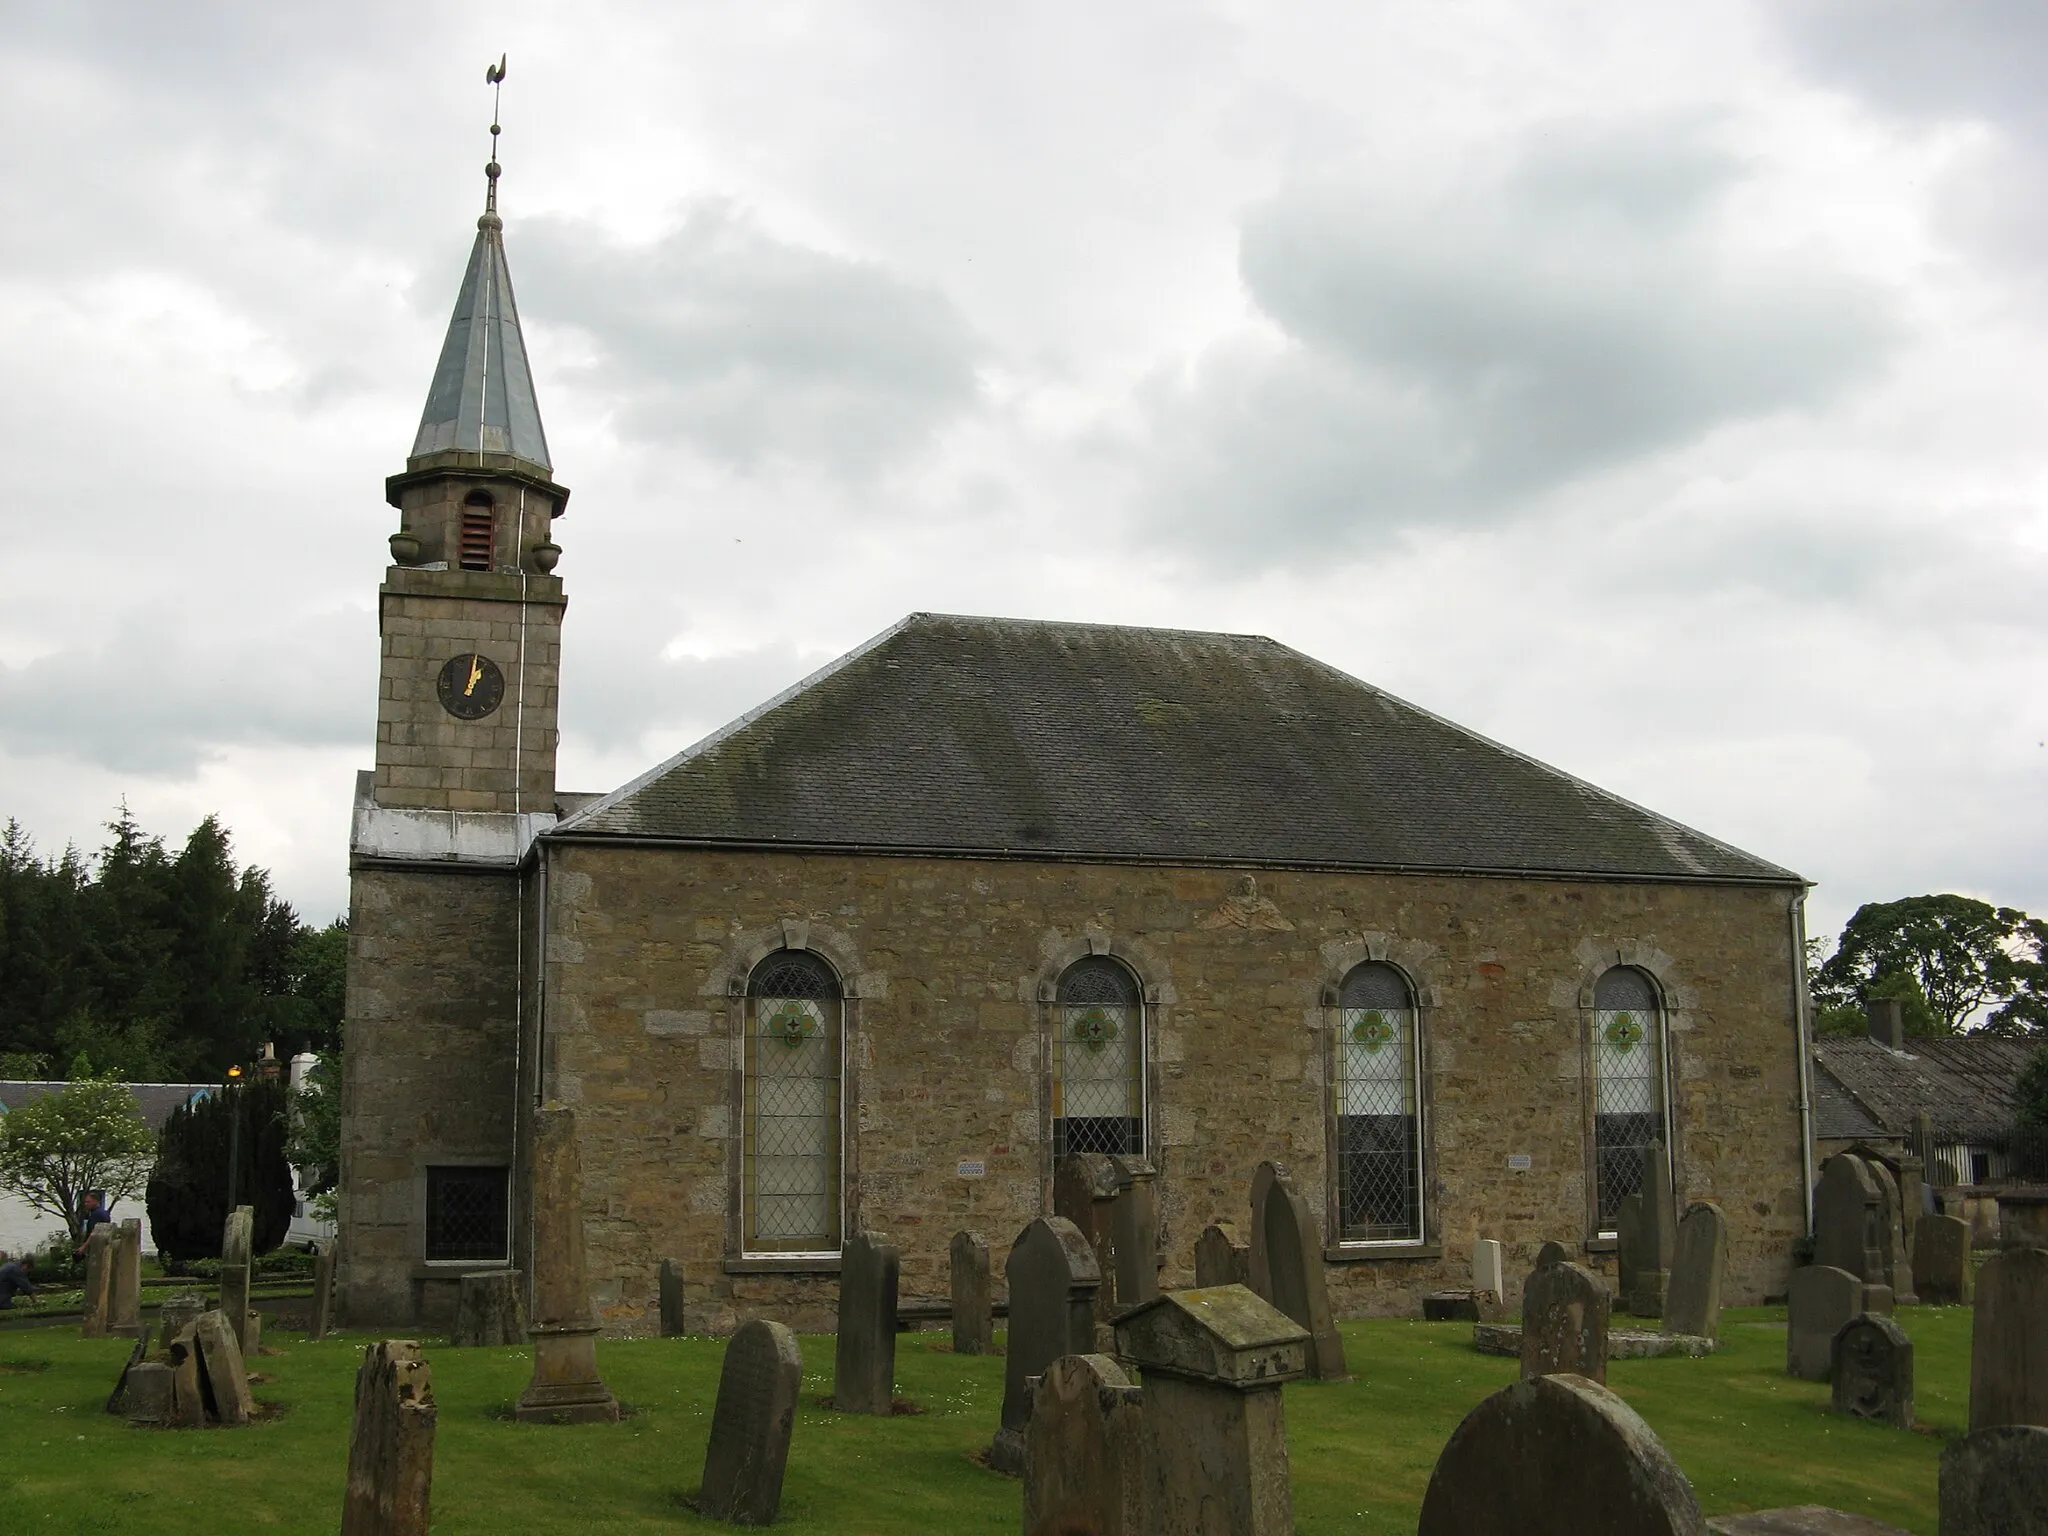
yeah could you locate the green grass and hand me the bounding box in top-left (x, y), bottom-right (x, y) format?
top-left (0, 1306), bottom-right (1964, 1533)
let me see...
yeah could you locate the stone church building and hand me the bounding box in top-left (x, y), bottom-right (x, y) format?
top-left (339, 180), bottom-right (1817, 1333)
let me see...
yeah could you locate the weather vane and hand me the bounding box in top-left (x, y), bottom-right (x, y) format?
top-left (484, 54), bottom-right (507, 216)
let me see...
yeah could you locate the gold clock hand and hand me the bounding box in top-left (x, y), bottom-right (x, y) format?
top-left (465, 654), bottom-right (484, 696)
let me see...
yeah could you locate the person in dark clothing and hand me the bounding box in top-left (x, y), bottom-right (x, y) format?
top-left (0, 1253), bottom-right (38, 1308)
top-left (74, 1191), bottom-right (111, 1255)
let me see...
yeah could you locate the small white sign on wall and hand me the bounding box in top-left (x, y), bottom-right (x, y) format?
top-left (1507, 1154), bottom-right (1533, 1172)
top-left (957, 1160), bottom-right (987, 1179)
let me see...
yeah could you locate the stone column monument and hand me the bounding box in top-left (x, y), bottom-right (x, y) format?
top-left (220, 1204), bottom-right (255, 1354)
top-left (515, 1105), bottom-right (620, 1424)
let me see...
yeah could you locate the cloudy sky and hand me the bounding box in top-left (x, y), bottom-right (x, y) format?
top-left (3, 1), bottom-right (2043, 943)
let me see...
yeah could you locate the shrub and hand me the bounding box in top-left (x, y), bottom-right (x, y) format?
top-left (145, 1078), bottom-right (295, 1262)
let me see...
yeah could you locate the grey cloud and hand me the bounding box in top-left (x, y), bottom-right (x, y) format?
top-left (1125, 115), bottom-right (1897, 566)
top-left (562, 635), bottom-right (818, 760)
top-left (1777, 1), bottom-right (2048, 143)
top-left (515, 202), bottom-right (984, 476)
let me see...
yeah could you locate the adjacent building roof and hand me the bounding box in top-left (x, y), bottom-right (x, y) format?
top-left (1812, 1036), bottom-right (2036, 1146)
top-left (557, 613), bottom-right (1800, 884)
top-left (0, 1081), bottom-right (214, 1134)
top-left (409, 209), bottom-right (551, 474)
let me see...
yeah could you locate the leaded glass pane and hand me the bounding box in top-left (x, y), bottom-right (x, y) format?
top-left (425, 1166), bottom-right (509, 1261)
top-left (1054, 957), bottom-right (1143, 1157)
top-left (1593, 966), bottom-right (1664, 1228)
top-left (1335, 963), bottom-right (1421, 1242)
top-left (745, 951), bottom-right (842, 1252)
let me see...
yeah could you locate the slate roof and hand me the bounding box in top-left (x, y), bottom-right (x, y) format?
top-left (409, 209), bottom-right (551, 474)
top-left (556, 613), bottom-right (1800, 884)
top-left (0, 1081), bottom-right (214, 1134)
top-left (1812, 1036), bottom-right (2036, 1145)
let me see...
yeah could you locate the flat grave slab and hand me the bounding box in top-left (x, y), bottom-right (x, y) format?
top-left (1474, 1323), bottom-right (1715, 1360)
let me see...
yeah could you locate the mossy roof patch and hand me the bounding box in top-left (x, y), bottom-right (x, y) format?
top-left (555, 613), bottom-right (1798, 883)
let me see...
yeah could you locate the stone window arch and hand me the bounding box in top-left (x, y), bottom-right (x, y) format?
top-left (1052, 955), bottom-right (1145, 1159)
top-left (1590, 964), bottom-right (1669, 1233)
top-left (741, 947), bottom-right (843, 1255)
top-left (1332, 961), bottom-right (1425, 1244)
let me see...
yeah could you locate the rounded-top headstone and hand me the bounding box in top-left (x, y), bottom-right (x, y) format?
top-left (1418, 1372), bottom-right (1706, 1535)
top-left (1831, 1314), bottom-right (1913, 1429)
top-left (1535, 1241), bottom-right (1570, 1270)
top-left (1938, 1424), bottom-right (2048, 1536)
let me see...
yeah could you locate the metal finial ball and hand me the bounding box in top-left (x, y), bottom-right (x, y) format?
top-left (487, 161), bottom-right (501, 179)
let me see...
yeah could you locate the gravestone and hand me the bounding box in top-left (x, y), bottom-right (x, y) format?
top-left (1247, 1159), bottom-right (1287, 1302)
top-left (992, 1215), bottom-right (1100, 1475)
top-left (158, 1291), bottom-right (206, 1351)
top-left (1535, 1239), bottom-right (1571, 1270)
top-left (1023, 1353), bottom-right (1144, 1536)
top-left (1813, 1155), bottom-right (1889, 1310)
top-left (1616, 1193), bottom-right (1645, 1315)
top-left (699, 1318), bottom-right (803, 1525)
top-left (342, 1340), bottom-right (437, 1536)
top-left (194, 1307), bottom-right (255, 1426)
top-left (658, 1259), bottom-right (686, 1337)
top-left (1055, 1153), bottom-right (1124, 1325)
top-left (950, 1230), bottom-right (992, 1356)
top-left (1116, 1286), bottom-right (1308, 1536)
top-left (166, 1323), bottom-right (206, 1428)
top-left (1473, 1237), bottom-right (1506, 1304)
top-left (1913, 1214), bottom-right (1972, 1306)
top-left (1831, 1315), bottom-right (1913, 1428)
top-left (1634, 1144), bottom-right (1679, 1317)
top-left (451, 1270), bottom-right (525, 1348)
top-left (122, 1362), bottom-right (175, 1426)
top-left (312, 1246), bottom-right (337, 1340)
top-left (515, 1105), bottom-right (621, 1423)
top-left (1664, 1202), bottom-right (1728, 1342)
top-left (1938, 1425), bottom-right (2048, 1536)
top-left (1252, 1159), bottom-right (1348, 1380)
top-left (1867, 1160), bottom-right (1914, 1304)
top-left (1195, 1222), bottom-right (1249, 1288)
top-left (1969, 1246), bottom-right (2048, 1432)
top-left (1787, 1265), bottom-right (1862, 1382)
top-left (1897, 1155), bottom-right (1926, 1249)
top-left (108, 1219), bottom-right (143, 1332)
top-left (105, 1327), bottom-right (149, 1415)
top-left (1521, 1257), bottom-right (1610, 1385)
top-left (79, 1223), bottom-right (114, 1337)
top-left (833, 1230), bottom-right (900, 1415)
top-left (1417, 1371), bottom-right (1707, 1536)
top-left (246, 1307), bottom-right (263, 1355)
top-left (220, 1204), bottom-right (255, 1355)
top-left (1108, 1156), bottom-right (1160, 1311)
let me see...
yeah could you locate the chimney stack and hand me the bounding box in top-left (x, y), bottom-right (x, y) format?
top-left (1867, 998), bottom-right (1905, 1050)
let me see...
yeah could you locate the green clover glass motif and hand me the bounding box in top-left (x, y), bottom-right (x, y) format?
top-left (1351, 1009), bottom-right (1395, 1051)
top-left (1604, 1010), bottom-right (1644, 1051)
top-left (767, 1001), bottom-right (819, 1047)
top-left (1071, 1006), bottom-right (1120, 1052)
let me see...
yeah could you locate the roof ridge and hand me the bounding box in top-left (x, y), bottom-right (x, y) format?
top-left (906, 611), bottom-right (1281, 645)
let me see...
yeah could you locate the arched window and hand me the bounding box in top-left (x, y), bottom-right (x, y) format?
top-left (1053, 956), bottom-right (1143, 1158)
top-left (459, 491), bottom-right (495, 571)
top-left (1335, 962), bottom-right (1423, 1243)
top-left (1592, 965), bottom-right (1667, 1231)
top-left (743, 949), bottom-right (842, 1254)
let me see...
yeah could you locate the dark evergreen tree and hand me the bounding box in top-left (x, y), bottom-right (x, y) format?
top-left (145, 1076), bottom-right (296, 1261)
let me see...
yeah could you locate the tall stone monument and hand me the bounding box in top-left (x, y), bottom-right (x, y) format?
top-left (78, 1223), bottom-right (115, 1338)
top-left (515, 1105), bottom-right (620, 1424)
top-left (1969, 1247), bottom-right (2048, 1433)
top-left (220, 1204), bottom-right (255, 1354)
top-left (1023, 1353), bottom-right (1145, 1536)
top-left (698, 1319), bottom-right (803, 1526)
top-left (949, 1230), bottom-right (992, 1356)
top-left (833, 1230), bottom-right (900, 1415)
top-left (991, 1215), bottom-right (1100, 1475)
top-left (342, 1340), bottom-right (437, 1536)
top-left (1813, 1154), bottom-right (1892, 1313)
top-left (1251, 1159), bottom-right (1348, 1381)
top-left (312, 1246), bottom-right (338, 1341)
top-left (108, 1219), bottom-right (143, 1334)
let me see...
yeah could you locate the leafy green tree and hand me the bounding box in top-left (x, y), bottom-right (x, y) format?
top-left (2017, 1046), bottom-right (2048, 1132)
top-left (0, 1075), bottom-right (155, 1243)
top-left (1812, 894), bottom-right (2048, 1036)
top-left (145, 1077), bottom-right (296, 1262)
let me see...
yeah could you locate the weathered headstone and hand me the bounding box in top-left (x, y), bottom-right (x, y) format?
top-left (833, 1230), bottom-right (900, 1415)
top-left (1194, 1222), bottom-right (1249, 1288)
top-left (1938, 1425), bottom-right (2048, 1536)
top-left (159, 1290), bottom-right (206, 1351)
top-left (1813, 1155), bottom-right (1889, 1310)
top-left (1867, 1159), bottom-right (1914, 1303)
top-left (1913, 1214), bottom-right (1972, 1306)
top-left (78, 1223), bottom-right (114, 1338)
top-left (220, 1203), bottom-right (255, 1356)
top-left (1831, 1315), bottom-right (1913, 1428)
top-left (992, 1215), bottom-right (1100, 1475)
top-left (105, 1327), bottom-right (149, 1415)
top-left (1473, 1238), bottom-right (1506, 1304)
top-left (1634, 1143), bottom-right (1679, 1317)
top-left (698, 1319), bottom-right (803, 1526)
top-left (1247, 1159), bottom-right (1286, 1302)
top-left (1787, 1264), bottom-right (1862, 1382)
top-left (342, 1340), bottom-right (437, 1536)
top-left (1116, 1286), bottom-right (1308, 1536)
top-left (515, 1105), bottom-right (621, 1423)
top-left (1252, 1159), bottom-right (1348, 1380)
top-left (312, 1246), bottom-right (337, 1340)
top-left (1535, 1239), bottom-right (1571, 1270)
top-left (1417, 1371), bottom-right (1707, 1536)
top-left (166, 1323), bottom-right (206, 1428)
top-left (1617, 1193), bottom-right (1645, 1314)
top-left (658, 1258), bottom-right (686, 1338)
top-left (1897, 1155), bottom-right (1926, 1250)
top-left (1969, 1246), bottom-right (2048, 1432)
top-left (108, 1219), bottom-right (142, 1332)
top-left (245, 1307), bottom-right (263, 1355)
top-left (1055, 1153), bottom-right (1124, 1325)
top-left (1664, 1201), bottom-right (1728, 1342)
top-left (194, 1306), bottom-right (255, 1426)
top-left (950, 1230), bottom-right (992, 1356)
top-left (1023, 1353), bottom-right (1145, 1536)
top-left (451, 1270), bottom-right (526, 1348)
top-left (122, 1362), bottom-right (175, 1426)
top-left (1108, 1156), bottom-right (1160, 1311)
top-left (1521, 1257), bottom-right (1610, 1385)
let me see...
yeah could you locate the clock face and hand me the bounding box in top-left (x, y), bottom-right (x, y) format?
top-left (436, 652), bottom-right (505, 720)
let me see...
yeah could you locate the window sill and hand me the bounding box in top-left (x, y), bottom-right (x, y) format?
top-left (1583, 1236), bottom-right (1619, 1254)
top-left (1323, 1242), bottom-right (1443, 1263)
top-left (722, 1256), bottom-right (842, 1275)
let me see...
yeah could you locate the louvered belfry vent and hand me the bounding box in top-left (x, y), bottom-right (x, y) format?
top-left (459, 495), bottom-right (495, 571)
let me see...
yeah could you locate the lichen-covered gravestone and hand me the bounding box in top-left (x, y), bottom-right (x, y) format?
top-left (1418, 1371), bottom-right (1707, 1535)
top-left (1912, 1214), bottom-right (1971, 1307)
top-left (1195, 1222), bottom-right (1248, 1288)
top-left (342, 1340), bottom-right (437, 1536)
top-left (1969, 1247), bottom-right (2048, 1432)
top-left (78, 1224), bottom-right (115, 1338)
top-left (121, 1362), bottom-right (175, 1426)
top-left (1938, 1425), bottom-right (2048, 1536)
top-left (1023, 1353), bottom-right (1144, 1536)
top-left (166, 1323), bottom-right (206, 1428)
top-left (1787, 1265), bottom-right (1862, 1382)
top-left (1813, 1155), bottom-right (1891, 1313)
top-left (1252, 1159), bottom-right (1348, 1381)
top-left (950, 1230), bottom-right (992, 1356)
top-left (194, 1307), bottom-right (256, 1427)
top-left (451, 1270), bottom-right (525, 1348)
top-left (220, 1204), bottom-right (255, 1355)
top-left (1664, 1202), bottom-right (1728, 1342)
top-left (1866, 1160), bottom-right (1915, 1304)
top-left (515, 1105), bottom-right (621, 1424)
top-left (1521, 1251), bottom-right (1610, 1385)
top-left (698, 1319), bottom-right (803, 1526)
top-left (158, 1291), bottom-right (205, 1351)
top-left (833, 1230), bottom-right (900, 1415)
top-left (108, 1219), bottom-right (143, 1333)
top-left (991, 1215), bottom-right (1100, 1475)
top-left (1115, 1286), bottom-right (1308, 1536)
top-left (1831, 1315), bottom-right (1914, 1429)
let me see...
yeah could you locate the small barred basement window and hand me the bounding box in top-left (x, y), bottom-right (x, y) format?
top-left (1592, 966), bottom-right (1668, 1230)
top-left (1053, 955), bottom-right (1144, 1159)
top-left (1335, 961), bottom-right (1423, 1243)
top-left (424, 1165), bottom-right (509, 1261)
top-left (459, 492), bottom-right (495, 571)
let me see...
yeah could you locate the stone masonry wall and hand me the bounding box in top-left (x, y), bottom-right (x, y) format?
top-left (537, 844), bottom-right (1807, 1335)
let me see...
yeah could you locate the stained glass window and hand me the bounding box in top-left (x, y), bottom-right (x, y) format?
top-left (1335, 962), bottom-right (1422, 1242)
top-left (744, 950), bottom-right (842, 1254)
top-left (1053, 956), bottom-right (1143, 1158)
top-left (1592, 965), bottom-right (1665, 1231)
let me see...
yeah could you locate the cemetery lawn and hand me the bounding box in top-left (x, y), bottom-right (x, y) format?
top-left (0, 1305), bottom-right (1966, 1534)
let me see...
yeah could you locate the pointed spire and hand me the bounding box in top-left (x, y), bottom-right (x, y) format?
top-left (409, 57), bottom-right (552, 476)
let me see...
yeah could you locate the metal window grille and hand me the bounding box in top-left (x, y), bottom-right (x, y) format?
top-left (744, 950), bottom-right (842, 1254)
top-left (1053, 956), bottom-right (1143, 1158)
top-left (1592, 966), bottom-right (1666, 1228)
top-left (424, 1165), bottom-right (509, 1261)
top-left (1335, 962), bottom-right (1422, 1242)
top-left (459, 498), bottom-right (495, 570)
